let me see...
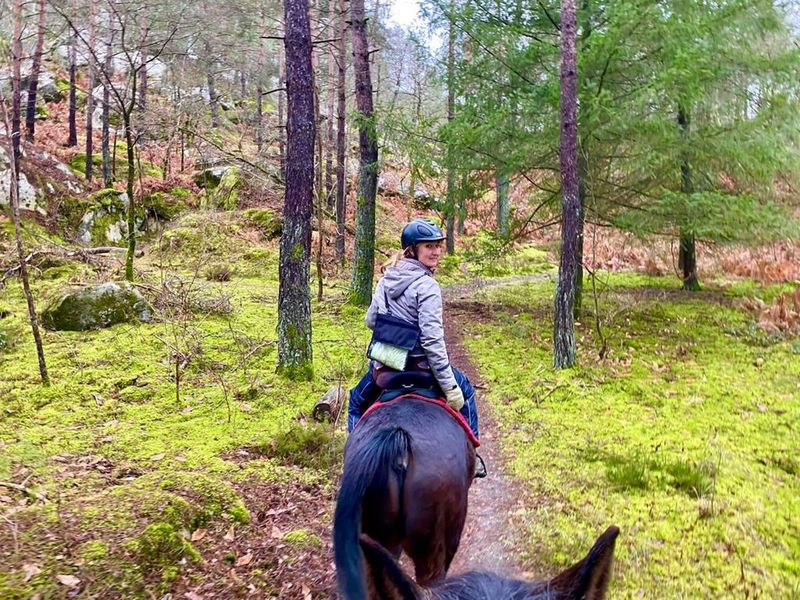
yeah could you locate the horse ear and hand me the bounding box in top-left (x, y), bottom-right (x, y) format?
top-left (549, 526), bottom-right (620, 600)
top-left (359, 534), bottom-right (424, 600)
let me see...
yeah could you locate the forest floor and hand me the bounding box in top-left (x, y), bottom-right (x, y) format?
top-left (2, 208), bottom-right (799, 598)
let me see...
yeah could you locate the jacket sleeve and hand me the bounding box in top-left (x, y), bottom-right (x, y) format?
top-left (365, 279), bottom-right (382, 330)
top-left (415, 278), bottom-right (458, 391)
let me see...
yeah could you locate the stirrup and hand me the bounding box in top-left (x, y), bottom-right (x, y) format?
top-left (474, 453), bottom-right (487, 479)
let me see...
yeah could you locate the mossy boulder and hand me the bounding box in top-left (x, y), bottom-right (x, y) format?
top-left (193, 165), bottom-right (232, 189)
top-left (141, 190), bottom-right (187, 221)
top-left (74, 188), bottom-right (131, 246)
top-left (243, 208), bottom-right (282, 239)
top-left (199, 167), bottom-right (242, 210)
top-left (41, 282), bottom-right (153, 331)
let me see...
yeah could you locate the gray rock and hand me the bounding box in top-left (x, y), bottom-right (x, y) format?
top-left (42, 282), bottom-right (153, 331)
top-left (193, 165), bottom-right (234, 189)
top-left (75, 191), bottom-right (132, 245)
top-left (0, 147), bottom-right (46, 215)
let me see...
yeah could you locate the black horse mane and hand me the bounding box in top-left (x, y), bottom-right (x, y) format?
top-left (433, 572), bottom-right (559, 600)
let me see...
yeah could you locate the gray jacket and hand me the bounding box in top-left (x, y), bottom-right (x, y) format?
top-left (366, 258), bottom-right (457, 391)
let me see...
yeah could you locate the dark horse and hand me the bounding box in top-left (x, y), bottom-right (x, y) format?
top-left (359, 525), bottom-right (620, 599)
top-left (334, 395), bottom-right (475, 599)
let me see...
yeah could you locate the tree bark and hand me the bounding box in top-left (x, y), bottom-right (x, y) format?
top-left (335, 0), bottom-right (347, 263)
top-left (138, 12), bottom-right (148, 112)
top-left (102, 10), bottom-right (113, 186)
top-left (207, 71), bottom-right (219, 128)
top-left (553, 0), bottom-right (579, 369)
top-left (5, 1), bottom-right (49, 385)
top-left (278, 35), bottom-right (287, 180)
top-left (349, 0), bottom-right (379, 306)
top-left (84, 0), bottom-right (97, 181)
top-left (496, 167), bottom-right (509, 237)
top-left (277, 0), bottom-right (315, 380)
top-left (67, 0), bottom-right (78, 147)
top-left (325, 0), bottom-right (336, 209)
top-left (255, 12), bottom-right (266, 153)
top-left (24, 0), bottom-right (47, 142)
top-left (445, 0), bottom-right (456, 253)
top-left (677, 104), bottom-right (700, 290)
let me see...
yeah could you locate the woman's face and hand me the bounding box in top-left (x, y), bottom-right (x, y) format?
top-left (416, 240), bottom-right (444, 270)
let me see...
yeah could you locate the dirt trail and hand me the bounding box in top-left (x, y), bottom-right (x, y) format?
top-left (442, 275), bottom-right (551, 576)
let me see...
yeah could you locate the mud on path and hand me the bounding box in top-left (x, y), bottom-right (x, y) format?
top-left (442, 275), bottom-right (551, 577)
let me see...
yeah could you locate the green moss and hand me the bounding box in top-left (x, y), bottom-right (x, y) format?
top-left (283, 529), bottom-right (322, 549)
top-left (169, 186), bottom-right (192, 201)
top-left (142, 191), bottom-right (187, 220)
top-left (463, 273), bottom-right (800, 596)
top-left (134, 522), bottom-right (200, 568)
top-left (243, 208), bottom-right (282, 239)
top-left (0, 261), bottom-right (371, 598)
top-left (79, 539), bottom-right (110, 563)
top-left (70, 153), bottom-right (104, 176)
top-left (265, 424), bottom-right (343, 470)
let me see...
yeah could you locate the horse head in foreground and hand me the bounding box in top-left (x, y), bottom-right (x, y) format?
top-left (359, 525), bottom-right (620, 600)
top-left (334, 395), bottom-right (476, 597)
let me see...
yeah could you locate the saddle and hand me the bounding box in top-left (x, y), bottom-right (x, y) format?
top-left (372, 356), bottom-right (440, 402)
top-left (360, 393), bottom-right (480, 448)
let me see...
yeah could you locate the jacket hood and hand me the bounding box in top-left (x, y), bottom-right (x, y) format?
top-left (382, 259), bottom-right (433, 299)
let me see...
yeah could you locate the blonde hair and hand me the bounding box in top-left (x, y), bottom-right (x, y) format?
top-left (380, 247), bottom-right (414, 273)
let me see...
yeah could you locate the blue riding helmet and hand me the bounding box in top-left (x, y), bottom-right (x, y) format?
top-left (400, 219), bottom-right (446, 250)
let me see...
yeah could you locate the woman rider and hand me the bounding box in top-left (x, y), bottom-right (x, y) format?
top-left (347, 219), bottom-right (484, 475)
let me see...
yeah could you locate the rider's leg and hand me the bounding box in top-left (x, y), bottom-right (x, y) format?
top-left (451, 367), bottom-right (479, 440)
top-left (347, 367), bottom-right (381, 432)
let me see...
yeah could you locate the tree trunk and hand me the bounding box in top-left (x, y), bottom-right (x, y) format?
top-left (255, 12), bottom-right (266, 153)
top-left (124, 62), bottom-right (138, 281)
top-left (24, 0), bottom-right (47, 142)
top-left (553, 0), bottom-right (579, 369)
top-left (335, 0), bottom-right (347, 263)
top-left (277, 0), bottom-right (315, 380)
top-left (138, 13), bottom-right (148, 113)
top-left (102, 10), bottom-right (113, 186)
top-left (67, 0), bottom-right (78, 147)
top-left (496, 167), bottom-right (509, 237)
top-left (6, 0), bottom-right (49, 385)
top-left (278, 36), bottom-right (287, 180)
top-left (84, 0), bottom-right (96, 181)
top-left (207, 71), bottom-right (219, 128)
top-left (445, 0), bottom-right (456, 253)
top-left (573, 0), bottom-right (592, 321)
top-left (325, 0), bottom-right (336, 209)
top-left (349, 0), bottom-right (379, 306)
top-left (677, 104), bottom-right (700, 290)
top-left (574, 147), bottom-right (587, 318)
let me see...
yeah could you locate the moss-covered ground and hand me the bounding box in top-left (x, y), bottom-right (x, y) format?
top-left (0, 211), bottom-right (368, 598)
top-left (3, 205), bottom-right (799, 597)
top-left (458, 272), bottom-right (799, 598)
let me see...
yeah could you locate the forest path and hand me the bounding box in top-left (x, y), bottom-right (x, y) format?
top-left (442, 273), bottom-right (552, 575)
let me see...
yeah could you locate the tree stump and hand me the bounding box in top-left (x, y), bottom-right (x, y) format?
top-left (312, 385), bottom-right (347, 423)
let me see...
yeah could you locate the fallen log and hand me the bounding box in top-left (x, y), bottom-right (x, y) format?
top-left (312, 385), bottom-right (347, 424)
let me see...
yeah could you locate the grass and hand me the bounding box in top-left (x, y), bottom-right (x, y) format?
top-left (463, 273), bottom-right (800, 598)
